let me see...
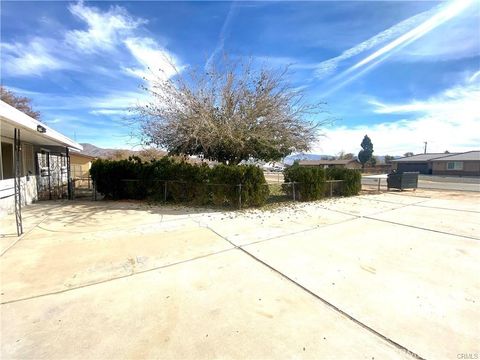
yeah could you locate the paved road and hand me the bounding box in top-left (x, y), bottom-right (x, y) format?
top-left (417, 180), bottom-right (479, 191)
top-left (419, 175), bottom-right (480, 184)
top-left (362, 177), bottom-right (480, 192)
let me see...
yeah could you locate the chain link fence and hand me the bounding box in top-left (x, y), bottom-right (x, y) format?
top-left (90, 178), bottom-right (345, 209)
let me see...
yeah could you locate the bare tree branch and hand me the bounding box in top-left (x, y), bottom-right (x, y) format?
top-left (134, 56), bottom-right (329, 164)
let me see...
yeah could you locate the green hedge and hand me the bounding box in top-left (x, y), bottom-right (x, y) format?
top-left (282, 164), bottom-right (361, 201)
top-left (283, 164), bottom-right (326, 201)
top-left (325, 167), bottom-right (362, 196)
top-left (90, 157), bottom-right (269, 208)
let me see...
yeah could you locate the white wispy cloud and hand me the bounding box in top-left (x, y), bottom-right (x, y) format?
top-left (313, 74), bottom-right (480, 155)
top-left (314, 6), bottom-right (436, 79)
top-left (123, 37), bottom-right (181, 82)
top-left (89, 109), bottom-right (130, 116)
top-left (315, 0), bottom-right (475, 80)
top-left (7, 87), bottom-right (146, 117)
top-left (205, 2), bottom-right (236, 69)
top-left (66, 0), bottom-right (146, 54)
top-left (369, 72), bottom-right (480, 117)
top-left (66, 2), bottom-right (182, 82)
top-left (397, 3), bottom-right (479, 62)
top-left (88, 91), bottom-right (149, 117)
top-left (347, 0), bottom-right (474, 74)
top-left (0, 38), bottom-right (68, 76)
top-left (253, 56), bottom-right (317, 71)
top-left (1, 1), bottom-right (149, 77)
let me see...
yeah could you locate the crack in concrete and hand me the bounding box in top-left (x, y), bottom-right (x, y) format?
top-left (358, 195), bottom-right (480, 214)
top-left (0, 247), bottom-right (235, 305)
top-left (205, 225), bottom-right (426, 360)
top-left (0, 216), bottom-right (49, 257)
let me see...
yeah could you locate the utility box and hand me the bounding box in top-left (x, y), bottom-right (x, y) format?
top-left (387, 172), bottom-right (419, 190)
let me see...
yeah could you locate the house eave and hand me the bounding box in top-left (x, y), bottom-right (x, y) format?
top-left (0, 100), bottom-right (82, 151)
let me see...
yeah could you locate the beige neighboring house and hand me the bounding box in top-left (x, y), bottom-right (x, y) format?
top-left (298, 159), bottom-right (361, 169)
top-left (392, 151), bottom-right (480, 176)
top-left (70, 152), bottom-right (96, 186)
top-left (391, 153), bottom-right (449, 174)
top-left (431, 151), bottom-right (480, 176)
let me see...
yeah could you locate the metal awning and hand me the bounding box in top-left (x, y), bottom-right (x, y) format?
top-left (0, 100), bottom-right (82, 150)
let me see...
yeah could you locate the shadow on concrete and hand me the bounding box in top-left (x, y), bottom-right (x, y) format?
top-left (1, 198), bottom-right (232, 241)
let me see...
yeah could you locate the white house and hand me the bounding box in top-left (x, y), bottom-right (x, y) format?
top-left (0, 100), bottom-right (82, 232)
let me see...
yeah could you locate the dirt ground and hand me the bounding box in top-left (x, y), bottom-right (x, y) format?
top-left (1, 189), bottom-right (479, 359)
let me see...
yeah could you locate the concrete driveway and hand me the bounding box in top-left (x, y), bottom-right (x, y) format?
top-left (1, 190), bottom-right (479, 359)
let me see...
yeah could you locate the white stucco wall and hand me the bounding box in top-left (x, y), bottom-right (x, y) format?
top-left (0, 176), bottom-right (38, 217)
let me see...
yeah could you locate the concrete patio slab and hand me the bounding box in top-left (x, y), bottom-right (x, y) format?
top-left (358, 193), bottom-right (430, 205)
top-left (415, 198), bottom-right (480, 213)
top-left (2, 190), bottom-right (479, 359)
top-left (316, 196), bottom-right (420, 217)
top-left (244, 218), bottom-right (480, 359)
top-left (368, 205), bottom-right (480, 239)
top-left (202, 205), bottom-right (354, 246)
top-left (1, 250), bottom-right (411, 360)
top-left (1, 226), bottom-right (231, 303)
top-left (20, 201), bottom-right (220, 233)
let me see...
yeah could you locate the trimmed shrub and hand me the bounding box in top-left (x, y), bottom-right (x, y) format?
top-left (90, 157), bottom-right (145, 199)
top-left (283, 164), bottom-right (326, 201)
top-left (281, 164), bottom-right (361, 200)
top-left (210, 164), bottom-right (269, 207)
top-left (90, 157), bottom-right (268, 208)
top-left (325, 168), bottom-right (361, 196)
top-left (241, 165), bottom-right (270, 207)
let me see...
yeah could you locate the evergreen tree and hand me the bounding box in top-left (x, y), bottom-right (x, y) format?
top-left (358, 135), bottom-right (373, 168)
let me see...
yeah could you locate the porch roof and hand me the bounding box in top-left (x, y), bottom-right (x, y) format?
top-left (0, 100), bottom-right (82, 151)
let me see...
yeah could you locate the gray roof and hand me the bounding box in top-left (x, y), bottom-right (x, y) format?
top-left (432, 151), bottom-right (480, 161)
top-left (298, 159), bottom-right (358, 165)
top-left (392, 153), bottom-right (457, 162)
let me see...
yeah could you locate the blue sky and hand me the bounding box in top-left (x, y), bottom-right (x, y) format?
top-left (1, 0), bottom-right (479, 155)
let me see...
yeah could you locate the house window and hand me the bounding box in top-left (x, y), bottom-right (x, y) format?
top-left (447, 161), bottom-right (463, 170)
top-left (22, 143), bottom-right (34, 175)
top-left (1, 142), bottom-right (14, 179)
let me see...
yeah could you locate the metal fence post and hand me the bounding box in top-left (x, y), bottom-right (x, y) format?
top-left (292, 182), bottom-right (296, 202)
top-left (238, 184), bottom-right (242, 209)
top-left (164, 181), bottom-right (168, 203)
top-left (330, 181), bottom-right (333, 197)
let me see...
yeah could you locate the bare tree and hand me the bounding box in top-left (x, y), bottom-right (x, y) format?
top-left (384, 155), bottom-right (395, 164)
top-left (107, 150), bottom-right (132, 160)
top-left (337, 151), bottom-right (354, 160)
top-left (135, 57), bottom-right (328, 164)
top-left (1, 86), bottom-right (41, 120)
top-left (137, 148), bottom-right (167, 161)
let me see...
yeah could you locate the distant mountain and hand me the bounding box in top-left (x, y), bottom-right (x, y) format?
top-left (79, 143), bottom-right (166, 159)
top-left (79, 143), bottom-right (122, 158)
